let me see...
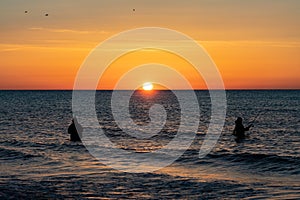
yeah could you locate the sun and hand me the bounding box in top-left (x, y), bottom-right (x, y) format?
top-left (142, 82), bottom-right (153, 91)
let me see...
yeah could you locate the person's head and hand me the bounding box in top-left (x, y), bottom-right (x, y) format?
top-left (72, 116), bottom-right (78, 123)
top-left (235, 117), bottom-right (243, 124)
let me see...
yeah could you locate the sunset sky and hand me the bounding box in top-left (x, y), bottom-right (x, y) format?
top-left (0, 0), bottom-right (299, 89)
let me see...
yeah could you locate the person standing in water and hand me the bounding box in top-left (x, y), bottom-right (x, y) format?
top-left (68, 117), bottom-right (82, 142)
top-left (233, 117), bottom-right (253, 140)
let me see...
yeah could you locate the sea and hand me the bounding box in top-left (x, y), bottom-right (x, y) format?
top-left (0, 90), bottom-right (299, 199)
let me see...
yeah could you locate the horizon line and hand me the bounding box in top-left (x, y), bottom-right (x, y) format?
top-left (0, 88), bottom-right (299, 91)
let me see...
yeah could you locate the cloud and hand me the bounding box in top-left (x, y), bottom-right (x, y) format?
top-left (0, 44), bottom-right (25, 52)
top-left (0, 43), bottom-right (91, 52)
top-left (29, 27), bottom-right (109, 35)
top-left (1, 39), bottom-right (299, 53)
top-left (198, 40), bottom-right (300, 48)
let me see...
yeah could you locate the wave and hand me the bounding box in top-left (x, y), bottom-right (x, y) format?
top-left (0, 147), bottom-right (40, 161)
top-left (205, 151), bottom-right (300, 174)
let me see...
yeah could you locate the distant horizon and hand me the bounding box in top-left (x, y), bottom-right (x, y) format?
top-left (1, 88), bottom-right (299, 91)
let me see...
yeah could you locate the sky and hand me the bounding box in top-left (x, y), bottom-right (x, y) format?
top-left (0, 0), bottom-right (299, 89)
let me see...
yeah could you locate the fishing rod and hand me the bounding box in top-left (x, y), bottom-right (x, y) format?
top-left (248, 110), bottom-right (268, 127)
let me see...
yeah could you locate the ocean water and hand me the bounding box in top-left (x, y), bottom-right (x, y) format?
top-left (0, 90), bottom-right (299, 199)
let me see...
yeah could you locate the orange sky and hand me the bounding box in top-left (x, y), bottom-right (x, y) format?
top-left (0, 1), bottom-right (299, 89)
top-left (98, 49), bottom-right (207, 90)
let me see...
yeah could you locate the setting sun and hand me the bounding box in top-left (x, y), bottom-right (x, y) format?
top-left (142, 82), bottom-right (153, 91)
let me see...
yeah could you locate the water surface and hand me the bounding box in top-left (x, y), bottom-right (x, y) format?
top-left (0, 90), bottom-right (299, 199)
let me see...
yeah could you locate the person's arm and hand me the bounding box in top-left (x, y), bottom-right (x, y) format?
top-left (232, 127), bottom-right (237, 135)
top-left (68, 124), bottom-right (72, 134)
top-left (244, 124), bottom-right (253, 131)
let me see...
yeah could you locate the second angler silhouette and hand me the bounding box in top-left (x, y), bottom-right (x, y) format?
top-left (233, 117), bottom-right (253, 142)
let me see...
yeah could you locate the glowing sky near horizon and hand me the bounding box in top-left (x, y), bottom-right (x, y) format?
top-left (0, 0), bottom-right (299, 89)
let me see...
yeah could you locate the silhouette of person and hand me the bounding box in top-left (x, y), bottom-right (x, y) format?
top-left (233, 117), bottom-right (253, 140)
top-left (68, 117), bottom-right (82, 142)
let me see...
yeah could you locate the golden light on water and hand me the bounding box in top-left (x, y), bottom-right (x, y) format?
top-left (142, 82), bottom-right (153, 91)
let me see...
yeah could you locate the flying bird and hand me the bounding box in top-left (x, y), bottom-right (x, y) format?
top-left (25, 10), bottom-right (28, 13)
top-left (45, 13), bottom-right (48, 16)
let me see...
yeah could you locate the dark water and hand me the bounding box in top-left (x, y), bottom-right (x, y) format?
top-left (0, 90), bottom-right (299, 199)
